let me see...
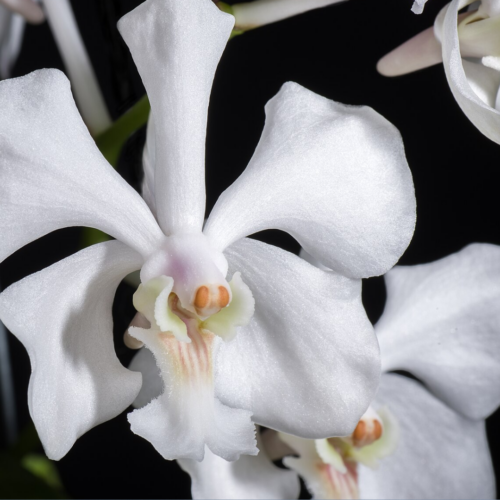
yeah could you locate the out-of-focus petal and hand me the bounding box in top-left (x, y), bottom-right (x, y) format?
top-left (0, 0), bottom-right (43, 23)
top-left (442, 0), bottom-right (500, 143)
top-left (118, 0), bottom-right (234, 235)
top-left (216, 238), bottom-right (380, 438)
top-left (0, 241), bottom-right (143, 460)
top-left (0, 7), bottom-right (24, 79)
top-left (205, 82), bottom-right (415, 279)
top-left (376, 26), bottom-right (442, 76)
top-left (457, 11), bottom-right (500, 58)
top-left (411, 0), bottom-right (428, 14)
top-left (358, 374), bottom-right (495, 499)
top-left (43, 0), bottom-right (111, 136)
top-left (178, 435), bottom-right (300, 500)
top-left (377, 243), bottom-right (500, 420)
top-left (0, 69), bottom-right (164, 262)
top-left (232, 0), bottom-right (345, 30)
top-left (281, 435), bottom-right (358, 499)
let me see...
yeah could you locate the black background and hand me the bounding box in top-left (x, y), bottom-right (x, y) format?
top-left (1, 0), bottom-right (500, 498)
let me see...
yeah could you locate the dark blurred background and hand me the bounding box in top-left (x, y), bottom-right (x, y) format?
top-left (1, 0), bottom-right (499, 497)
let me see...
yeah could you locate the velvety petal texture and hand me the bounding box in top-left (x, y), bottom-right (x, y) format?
top-left (0, 69), bottom-right (164, 262)
top-left (232, 0), bottom-right (345, 29)
top-left (205, 82), bottom-right (415, 279)
top-left (358, 374), bottom-right (495, 499)
top-left (216, 238), bottom-right (380, 438)
top-left (118, 0), bottom-right (234, 235)
top-left (179, 436), bottom-right (300, 500)
top-left (377, 243), bottom-right (500, 420)
top-left (442, 0), bottom-right (500, 144)
top-left (0, 241), bottom-right (143, 460)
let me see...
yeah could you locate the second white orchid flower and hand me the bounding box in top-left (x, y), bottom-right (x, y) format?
top-left (180, 243), bottom-right (500, 499)
top-left (378, 0), bottom-right (500, 145)
top-left (0, 0), bottom-right (415, 463)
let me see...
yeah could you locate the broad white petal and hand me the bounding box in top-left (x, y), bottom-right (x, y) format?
top-left (205, 82), bottom-right (415, 279)
top-left (0, 69), bottom-right (164, 262)
top-left (442, 0), bottom-right (500, 143)
top-left (216, 238), bottom-right (380, 438)
top-left (377, 243), bottom-right (500, 420)
top-left (179, 436), bottom-right (300, 500)
top-left (0, 241), bottom-right (143, 460)
top-left (118, 0), bottom-right (234, 235)
top-left (358, 374), bottom-right (495, 499)
top-left (232, 0), bottom-right (345, 30)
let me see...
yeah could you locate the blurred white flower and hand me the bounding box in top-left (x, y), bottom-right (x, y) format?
top-left (180, 243), bottom-right (500, 499)
top-left (378, 0), bottom-right (500, 145)
top-left (219, 0), bottom-right (346, 30)
top-left (0, 0), bottom-right (414, 463)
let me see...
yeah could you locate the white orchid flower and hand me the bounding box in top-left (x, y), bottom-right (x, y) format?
top-left (179, 243), bottom-right (500, 499)
top-left (0, 0), bottom-right (44, 79)
top-left (219, 0), bottom-right (346, 31)
top-left (0, 0), bottom-right (415, 463)
top-left (378, 0), bottom-right (500, 145)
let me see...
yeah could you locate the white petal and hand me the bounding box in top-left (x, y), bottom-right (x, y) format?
top-left (128, 326), bottom-right (256, 461)
top-left (232, 0), bottom-right (345, 30)
top-left (462, 59), bottom-right (500, 109)
top-left (411, 0), bottom-right (428, 14)
top-left (216, 238), bottom-right (380, 438)
top-left (358, 373), bottom-right (495, 499)
top-left (117, 0), bottom-right (234, 235)
top-left (0, 241), bottom-right (143, 460)
top-left (205, 82), bottom-right (415, 279)
top-left (0, 69), bottom-right (164, 262)
top-left (178, 435), bottom-right (300, 500)
top-left (129, 347), bottom-right (163, 409)
top-left (442, 0), bottom-right (500, 143)
top-left (376, 26), bottom-right (443, 77)
top-left (377, 243), bottom-right (500, 420)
